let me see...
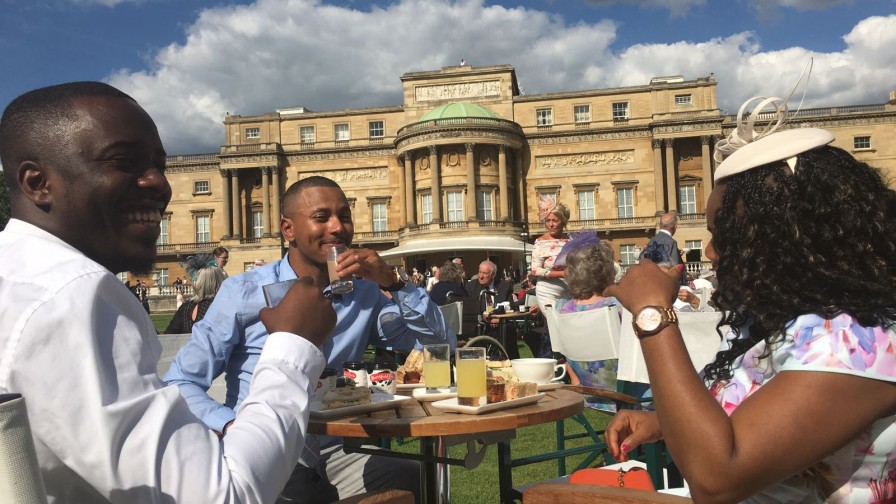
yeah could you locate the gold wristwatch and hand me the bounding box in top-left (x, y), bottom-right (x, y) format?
top-left (632, 306), bottom-right (678, 338)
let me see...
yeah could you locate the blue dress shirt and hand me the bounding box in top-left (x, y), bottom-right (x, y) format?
top-left (164, 254), bottom-right (456, 432)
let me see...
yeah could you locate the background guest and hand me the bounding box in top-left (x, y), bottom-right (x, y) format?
top-left (165, 253), bottom-right (226, 334)
top-left (429, 261), bottom-right (468, 305)
top-left (212, 245), bottom-right (229, 277)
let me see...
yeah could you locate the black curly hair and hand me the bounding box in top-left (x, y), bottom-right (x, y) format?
top-left (703, 145), bottom-right (896, 382)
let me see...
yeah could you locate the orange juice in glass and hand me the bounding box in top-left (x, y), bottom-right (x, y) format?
top-left (456, 347), bottom-right (486, 406)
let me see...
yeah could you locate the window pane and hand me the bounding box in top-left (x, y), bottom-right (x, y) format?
top-left (447, 191), bottom-right (464, 222)
top-left (679, 185), bottom-right (696, 214)
top-left (369, 121), bottom-right (384, 138)
top-left (421, 194), bottom-right (432, 224)
top-left (154, 268), bottom-right (169, 287)
top-left (245, 128), bottom-right (259, 139)
top-left (612, 102), bottom-right (629, 120)
top-left (372, 202), bottom-right (387, 232)
top-left (574, 105), bottom-right (590, 123)
top-left (477, 190), bottom-right (493, 221)
top-left (577, 191), bottom-right (595, 221)
top-left (335, 123), bottom-right (350, 141)
top-left (620, 244), bottom-right (637, 265)
top-left (854, 136), bottom-right (871, 149)
top-left (536, 109), bottom-right (553, 126)
top-left (194, 180), bottom-right (209, 193)
top-left (300, 126), bottom-right (315, 143)
top-left (616, 188), bottom-right (633, 218)
top-left (252, 210), bottom-right (264, 237)
top-left (157, 217), bottom-right (168, 245)
top-left (196, 215), bottom-right (210, 243)
top-left (675, 94), bottom-right (692, 105)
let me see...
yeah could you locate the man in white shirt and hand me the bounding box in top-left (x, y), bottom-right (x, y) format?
top-left (0, 81), bottom-right (335, 503)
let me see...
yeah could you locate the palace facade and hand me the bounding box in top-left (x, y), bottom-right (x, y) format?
top-left (143, 64), bottom-right (896, 288)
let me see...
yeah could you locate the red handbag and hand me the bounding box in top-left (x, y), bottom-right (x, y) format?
top-left (568, 466), bottom-right (656, 491)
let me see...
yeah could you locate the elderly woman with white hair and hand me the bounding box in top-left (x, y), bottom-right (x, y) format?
top-left (164, 254), bottom-right (226, 334)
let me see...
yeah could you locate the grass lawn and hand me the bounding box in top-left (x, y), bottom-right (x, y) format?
top-left (150, 312), bottom-right (174, 332)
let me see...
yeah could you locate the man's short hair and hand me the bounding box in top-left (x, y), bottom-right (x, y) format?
top-left (660, 213), bottom-right (678, 230)
top-left (0, 82), bottom-right (135, 192)
top-left (281, 176), bottom-right (343, 216)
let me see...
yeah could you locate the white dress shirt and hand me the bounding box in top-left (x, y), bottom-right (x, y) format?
top-left (0, 219), bottom-right (325, 504)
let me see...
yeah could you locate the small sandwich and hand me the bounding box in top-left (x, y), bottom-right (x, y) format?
top-left (321, 378), bottom-right (372, 410)
top-left (396, 349), bottom-right (424, 384)
top-left (505, 381), bottom-right (537, 400)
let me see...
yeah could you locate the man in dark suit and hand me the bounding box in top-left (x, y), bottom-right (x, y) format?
top-left (463, 260), bottom-right (519, 358)
top-left (643, 212), bottom-right (681, 266)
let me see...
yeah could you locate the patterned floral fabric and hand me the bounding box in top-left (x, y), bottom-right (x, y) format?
top-left (530, 237), bottom-right (568, 277)
top-left (557, 297), bottom-right (650, 412)
top-left (710, 313), bottom-right (896, 503)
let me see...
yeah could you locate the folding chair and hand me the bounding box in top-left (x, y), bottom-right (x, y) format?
top-left (0, 394), bottom-right (48, 504)
top-left (438, 301), bottom-right (463, 339)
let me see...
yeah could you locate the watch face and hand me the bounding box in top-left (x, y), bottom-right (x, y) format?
top-left (636, 307), bottom-right (663, 332)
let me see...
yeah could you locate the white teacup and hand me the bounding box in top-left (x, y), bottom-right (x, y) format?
top-left (511, 358), bottom-right (566, 385)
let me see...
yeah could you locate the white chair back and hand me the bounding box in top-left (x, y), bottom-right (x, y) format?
top-left (0, 394), bottom-right (48, 504)
top-left (543, 304), bottom-right (622, 362)
top-left (524, 294), bottom-right (538, 309)
top-left (157, 334), bottom-right (228, 403)
top-left (438, 301), bottom-right (463, 337)
top-left (618, 310), bottom-right (725, 384)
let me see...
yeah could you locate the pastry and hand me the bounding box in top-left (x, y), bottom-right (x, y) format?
top-left (321, 384), bottom-right (372, 410)
top-left (505, 381), bottom-right (537, 400)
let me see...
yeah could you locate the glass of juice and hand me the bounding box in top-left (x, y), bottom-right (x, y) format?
top-left (422, 344), bottom-right (451, 392)
top-left (455, 347), bottom-right (486, 407)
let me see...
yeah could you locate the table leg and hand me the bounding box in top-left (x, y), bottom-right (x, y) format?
top-left (496, 440), bottom-right (519, 504)
top-left (420, 436), bottom-right (451, 504)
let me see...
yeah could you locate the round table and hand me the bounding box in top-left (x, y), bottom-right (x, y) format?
top-left (484, 310), bottom-right (530, 360)
top-left (309, 388), bottom-right (584, 504)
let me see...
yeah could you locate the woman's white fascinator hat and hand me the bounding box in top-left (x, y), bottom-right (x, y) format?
top-left (713, 59), bottom-right (834, 183)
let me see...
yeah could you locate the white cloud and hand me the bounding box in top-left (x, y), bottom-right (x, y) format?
top-left (106, 0), bottom-right (896, 154)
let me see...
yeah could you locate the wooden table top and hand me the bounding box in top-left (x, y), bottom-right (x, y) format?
top-left (309, 388), bottom-right (584, 439)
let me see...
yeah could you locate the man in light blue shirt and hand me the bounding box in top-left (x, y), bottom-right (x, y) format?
top-left (165, 175), bottom-right (456, 503)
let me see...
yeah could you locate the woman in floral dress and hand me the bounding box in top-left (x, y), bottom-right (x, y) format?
top-left (605, 97), bottom-right (896, 502)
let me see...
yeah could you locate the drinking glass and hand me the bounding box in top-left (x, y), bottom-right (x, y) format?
top-left (455, 347), bottom-right (486, 407)
top-left (326, 245), bottom-right (353, 294)
top-left (422, 344), bottom-right (451, 392)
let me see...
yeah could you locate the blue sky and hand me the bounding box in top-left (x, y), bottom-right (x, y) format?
top-left (1, 0), bottom-right (894, 155)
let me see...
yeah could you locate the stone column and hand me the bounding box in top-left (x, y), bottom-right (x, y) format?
top-left (231, 169), bottom-right (242, 239)
top-left (397, 154), bottom-right (407, 226)
top-left (515, 152), bottom-right (525, 223)
top-left (652, 140), bottom-right (664, 212)
top-left (220, 169), bottom-right (232, 239)
top-left (701, 135), bottom-right (713, 198)
top-left (261, 167), bottom-right (272, 237)
top-left (498, 144), bottom-right (509, 219)
top-left (404, 153), bottom-right (415, 224)
top-left (664, 138), bottom-right (677, 212)
top-left (271, 167), bottom-right (282, 237)
top-left (465, 143), bottom-right (476, 220)
top-left (429, 145), bottom-right (441, 222)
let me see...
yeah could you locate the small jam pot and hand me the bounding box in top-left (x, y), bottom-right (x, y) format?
top-left (343, 361), bottom-right (369, 387)
top-left (369, 362), bottom-right (397, 395)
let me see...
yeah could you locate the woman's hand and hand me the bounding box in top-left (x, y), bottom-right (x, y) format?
top-left (605, 410), bottom-right (663, 461)
top-left (603, 259), bottom-right (681, 313)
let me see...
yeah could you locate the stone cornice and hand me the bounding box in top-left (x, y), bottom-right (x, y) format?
top-left (651, 120), bottom-right (723, 135)
top-left (721, 112), bottom-right (896, 134)
top-left (165, 163), bottom-right (220, 173)
top-left (397, 128), bottom-right (523, 151)
top-left (287, 148), bottom-right (396, 162)
top-left (526, 127), bottom-right (651, 145)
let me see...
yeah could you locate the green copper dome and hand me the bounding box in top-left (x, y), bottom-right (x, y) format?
top-left (419, 102), bottom-right (499, 121)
